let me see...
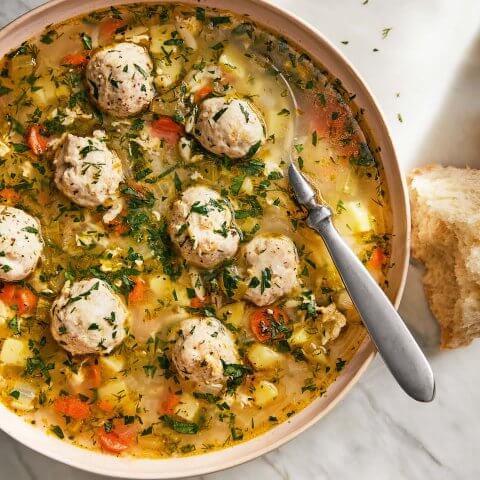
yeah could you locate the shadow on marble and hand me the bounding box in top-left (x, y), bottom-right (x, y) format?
top-left (398, 31), bottom-right (480, 356)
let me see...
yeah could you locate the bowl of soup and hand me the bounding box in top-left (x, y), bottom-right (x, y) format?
top-left (0, 0), bottom-right (408, 477)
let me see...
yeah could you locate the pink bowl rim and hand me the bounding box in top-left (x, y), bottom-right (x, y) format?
top-left (0, 0), bottom-right (410, 477)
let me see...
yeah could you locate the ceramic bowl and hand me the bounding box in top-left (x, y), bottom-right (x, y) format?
top-left (0, 0), bottom-right (409, 477)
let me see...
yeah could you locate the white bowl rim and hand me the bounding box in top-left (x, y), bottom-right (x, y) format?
top-left (0, 0), bottom-right (410, 477)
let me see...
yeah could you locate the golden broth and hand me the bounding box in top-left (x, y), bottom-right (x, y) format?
top-left (0, 3), bottom-right (390, 458)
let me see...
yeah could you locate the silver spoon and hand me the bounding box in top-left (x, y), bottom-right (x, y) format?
top-left (288, 163), bottom-right (435, 402)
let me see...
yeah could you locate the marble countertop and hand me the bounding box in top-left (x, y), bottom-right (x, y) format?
top-left (0, 0), bottom-right (479, 478)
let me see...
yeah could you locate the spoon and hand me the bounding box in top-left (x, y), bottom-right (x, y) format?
top-left (288, 163), bottom-right (435, 402)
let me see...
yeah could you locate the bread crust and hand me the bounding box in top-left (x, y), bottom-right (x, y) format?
top-left (409, 164), bottom-right (480, 348)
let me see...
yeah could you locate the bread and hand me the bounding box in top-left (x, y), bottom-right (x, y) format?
top-left (409, 164), bottom-right (480, 348)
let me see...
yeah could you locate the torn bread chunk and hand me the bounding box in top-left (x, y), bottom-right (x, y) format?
top-left (409, 164), bottom-right (480, 348)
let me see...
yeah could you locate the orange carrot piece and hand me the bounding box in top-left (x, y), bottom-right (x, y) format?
top-left (0, 188), bottom-right (20, 203)
top-left (250, 306), bottom-right (287, 343)
top-left (150, 116), bottom-right (184, 144)
top-left (368, 247), bottom-right (385, 270)
top-left (128, 278), bottom-right (146, 304)
top-left (87, 365), bottom-right (102, 388)
top-left (26, 125), bottom-right (48, 155)
top-left (97, 429), bottom-right (130, 454)
top-left (62, 53), bottom-right (89, 67)
top-left (14, 287), bottom-right (38, 315)
top-left (54, 396), bottom-right (91, 420)
top-left (190, 297), bottom-right (204, 309)
top-left (194, 84), bottom-right (213, 103)
top-left (97, 399), bottom-right (114, 413)
top-left (99, 20), bottom-right (126, 40)
top-left (160, 393), bottom-right (180, 415)
top-left (0, 285), bottom-right (37, 315)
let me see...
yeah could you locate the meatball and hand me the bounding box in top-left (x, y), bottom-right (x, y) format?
top-left (54, 132), bottom-right (123, 208)
top-left (51, 278), bottom-right (128, 356)
top-left (171, 317), bottom-right (238, 393)
top-left (86, 42), bottom-right (155, 117)
top-left (193, 97), bottom-right (265, 159)
top-left (168, 185), bottom-right (239, 269)
top-left (0, 207), bottom-right (43, 281)
top-left (243, 234), bottom-right (299, 306)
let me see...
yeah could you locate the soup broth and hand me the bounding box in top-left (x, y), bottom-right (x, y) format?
top-left (0, 3), bottom-right (391, 458)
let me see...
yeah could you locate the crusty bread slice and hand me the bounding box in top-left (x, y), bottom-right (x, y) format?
top-left (409, 164), bottom-right (480, 348)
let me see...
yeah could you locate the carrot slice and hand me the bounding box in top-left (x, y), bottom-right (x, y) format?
top-left (368, 247), bottom-right (385, 270)
top-left (97, 399), bottom-right (114, 413)
top-left (150, 116), bottom-right (184, 144)
top-left (0, 284), bottom-right (16, 304)
top-left (128, 278), bottom-right (146, 304)
top-left (54, 396), bottom-right (91, 420)
top-left (311, 93), bottom-right (362, 157)
top-left (62, 53), bottom-right (89, 67)
top-left (15, 287), bottom-right (38, 315)
top-left (0, 188), bottom-right (20, 203)
top-left (97, 420), bottom-right (138, 454)
top-left (99, 20), bottom-right (126, 40)
top-left (87, 365), bottom-right (102, 388)
top-left (97, 429), bottom-right (130, 454)
top-left (160, 393), bottom-right (180, 415)
top-left (26, 125), bottom-right (48, 155)
top-left (250, 307), bottom-right (288, 343)
top-left (0, 285), bottom-right (37, 315)
top-left (194, 84), bottom-right (213, 103)
top-left (190, 297), bottom-right (204, 309)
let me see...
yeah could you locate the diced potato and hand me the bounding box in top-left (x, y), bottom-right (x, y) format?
top-left (253, 380), bottom-right (278, 407)
top-left (10, 383), bottom-right (36, 411)
top-left (149, 24), bottom-right (178, 55)
top-left (247, 343), bottom-right (283, 370)
top-left (336, 290), bottom-right (354, 312)
top-left (0, 338), bottom-right (28, 366)
top-left (344, 201), bottom-right (371, 233)
top-left (138, 434), bottom-right (164, 451)
top-left (9, 54), bottom-right (35, 82)
top-left (174, 393), bottom-right (200, 422)
top-left (0, 301), bottom-right (13, 327)
top-left (30, 77), bottom-right (57, 107)
top-left (218, 302), bottom-right (245, 328)
top-left (240, 177), bottom-right (253, 195)
top-left (55, 84), bottom-right (70, 98)
top-left (219, 44), bottom-right (247, 79)
top-left (98, 379), bottom-right (128, 404)
top-left (150, 275), bottom-right (174, 299)
top-left (288, 326), bottom-right (312, 347)
top-left (155, 56), bottom-right (184, 92)
top-left (100, 355), bottom-right (125, 374)
top-left (0, 141), bottom-right (10, 158)
top-left (67, 369), bottom-right (85, 389)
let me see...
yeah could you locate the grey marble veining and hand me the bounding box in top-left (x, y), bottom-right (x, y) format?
top-left (0, 0), bottom-right (479, 479)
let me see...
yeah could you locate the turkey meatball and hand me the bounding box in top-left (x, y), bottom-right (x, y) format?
top-left (171, 317), bottom-right (238, 394)
top-left (0, 207), bottom-right (43, 281)
top-left (168, 185), bottom-right (239, 269)
top-left (86, 42), bottom-right (155, 117)
top-left (193, 97), bottom-right (265, 158)
top-left (51, 278), bottom-right (128, 356)
top-left (54, 132), bottom-right (123, 208)
top-left (243, 234), bottom-right (299, 306)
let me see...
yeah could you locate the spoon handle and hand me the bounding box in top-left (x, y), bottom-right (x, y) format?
top-left (307, 206), bottom-right (435, 402)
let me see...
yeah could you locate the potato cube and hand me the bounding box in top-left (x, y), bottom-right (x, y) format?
top-left (0, 339), bottom-right (28, 366)
top-left (174, 393), bottom-right (200, 422)
top-left (253, 380), bottom-right (278, 407)
top-left (247, 343), bottom-right (283, 370)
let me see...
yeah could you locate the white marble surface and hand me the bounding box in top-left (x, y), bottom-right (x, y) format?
top-left (0, 0), bottom-right (479, 479)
